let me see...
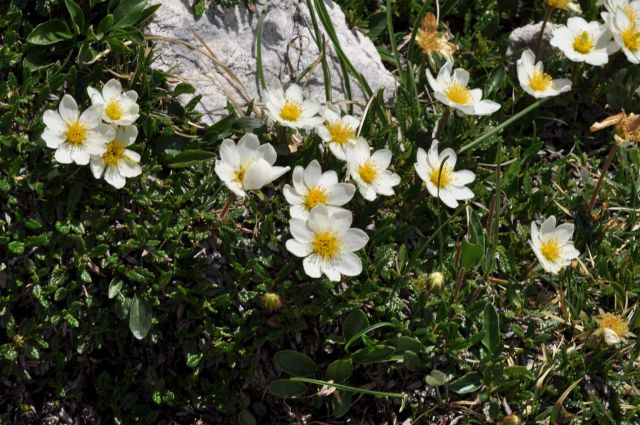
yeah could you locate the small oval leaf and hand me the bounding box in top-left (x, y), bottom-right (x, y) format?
top-left (326, 359), bottom-right (353, 383)
top-left (129, 293), bottom-right (152, 339)
top-left (274, 350), bottom-right (318, 377)
top-left (351, 345), bottom-right (396, 364)
top-left (267, 379), bottom-right (306, 398)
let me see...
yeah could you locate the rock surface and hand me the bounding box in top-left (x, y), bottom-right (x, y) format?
top-left (507, 21), bottom-right (562, 60)
top-left (146, 0), bottom-right (397, 124)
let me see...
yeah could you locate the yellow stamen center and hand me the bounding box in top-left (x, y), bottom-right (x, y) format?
top-left (445, 82), bottom-right (472, 105)
top-left (573, 31), bottom-right (593, 54)
top-left (105, 99), bottom-right (123, 121)
top-left (304, 186), bottom-right (328, 210)
top-left (65, 121), bottom-right (87, 146)
top-left (279, 99), bottom-right (303, 121)
top-left (358, 160), bottom-right (379, 184)
top-left (597, 313), bottom-right (629, 337)
top-left (529, 70), bottom-right (553, 92)
top-left (540, 238), bottom-right (561, 262)
top-left (624, 5), bottom-right (636, 22)
top-left (621, 25), bottom-right (640, 52)
top-left (429, 166), bottom-right (452, 188)
top-left (233, 163), bottom-right (250, 185)
top-left (311, 230), bottom-right (341, 259)
top-left (545, 0), bottom-right (571, 9)
top-left (102, 141), bottom-right (125, 167)
top-left (326, 120), bottom-right (355, 145)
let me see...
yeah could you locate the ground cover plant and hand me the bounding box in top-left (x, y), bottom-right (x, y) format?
top-left (1, 0), bottom-right (640, 423)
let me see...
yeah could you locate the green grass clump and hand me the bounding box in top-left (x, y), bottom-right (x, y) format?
top-left (1, 0), bottom-right (640, 423)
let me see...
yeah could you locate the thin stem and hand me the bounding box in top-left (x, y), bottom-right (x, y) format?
top-left (534, 6), bottom-right (553, 60)
top-left (435, 107), bottom-right (451, 140)
top-left (588, 144), bottom-right (618, 213)
top-left (558, 272), bottom-right (569, 322)
top-left (218, 194), bottom-right (235, 221)
top-left (290, 377), bottom-right (406, 399)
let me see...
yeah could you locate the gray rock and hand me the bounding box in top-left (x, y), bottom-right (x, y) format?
top-left (146, 0), bottom-right (397, 124)
top-left (507, 21), bottom-right (562, 60)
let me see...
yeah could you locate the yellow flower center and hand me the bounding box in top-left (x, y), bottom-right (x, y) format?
top-left (545, 0), bottom-right (571, 9)
top-left (233, 163), bottom-right (250, 185)
top-left (105, 98), bottom-right (123, 121)
top-left (65, 121), bottom-right (87, 146)
top-left (311, 230), bottom-right (341, 259)
top-left (621, 25), bottom-right (640, 52)
top-left (358, 160), bottom-right (379, 184)
top-left (102, 141), bottom-right (126, 167)
top-left (529, 70), bottom-right (553, 92)
top-left (304, 186), bottom-right (328, 210)
top-left (624, 5), bottom-right (636, 22)
top-left (597, 313), bottom-right (629, 337)
top-left (326, 120), bottom-right (355, 145)
top-left (573, 31), bottom-right (593, 54)
top-left (445, 82), bottom-right (472, 105)
top-left (540, 238), bottom-right (561, 262)
top-left (429, 166), bottom-right (452, 188)
top-left (279, 99), bottom-right (303, 121)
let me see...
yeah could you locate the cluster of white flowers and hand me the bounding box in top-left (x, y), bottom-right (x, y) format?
top-left (42, 79), bottom-right (142, 189)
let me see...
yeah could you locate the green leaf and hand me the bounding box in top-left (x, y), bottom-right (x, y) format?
top-left (129, 293), bottom-right (152, 339)
top-left (393, 336), bottom-right (423, 353)
top-left (331, 391), bottom-right (353, 418)
top-left (108, 279), bottom-right (124, 299)
top-left (326, 359), bottom-right (353, 383)
top-left (173, 82), bottom-right (196, 97)
top-left (8, 241), bottom-right (25, 255)
top-left (351, 345), bottom-right (396, 364)
top-left (64, 0), bottom-right (85, 33)
top-left (112, 0), bottom-right (147, 29)
top-left (267, 379), bottom-right (306, 398)
top-left (403, 350), bottom-right (423, 372)
top-left (27, 20), bottom-right (74, 45)
top-left (96, 14), bottom-right (114, 34)
top-left (449, 372), bottom-right (482, 394)
top-left (274, 350), bottom-right (318, 377)
top-left (115, 295), bottom-right (132, 320)
top-left (166, 150), bottom-right (215, 168)
top-left (425, 369), bottom-right (449, 387)
top-left (193, 0), bottom-right (206, 18)
top-left (482, 302), bottom-right (503, 357)
top-left (342, 309), bottom-right (369, 340)
top-left (461, 240), bottom-right (483, 270)
top-left (238, 409), bottom-right (257, 425)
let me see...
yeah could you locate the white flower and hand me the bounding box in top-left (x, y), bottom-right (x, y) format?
top-left (606, 6), bottom-right (640, 63)
top-left (264, 84), bottom-right (322, 130)
top-left (530, 216), bottom-right (580, 275)
top-left (414, 140), bottom-right (475, 209)
top-left (214, 133), bottom-right (290, 198)
top-left (517, 49), bottom-right (572, 98)
top-left (283, 160), bottom-right (356, 220)
top-left (426, 61), bottom-right (501, 116)
top-left (315, 107), bottom-right (361, 161)
top-left (285, 205), bottom-right (368, 281)
top-left (345, 139), bottom-right (401, 201)
top-left (90, 126), bottom-right (142, 189)
top-left (42, 94), bottom-right (114, 165)
top-left (550, 17), bottom-right (618, 66)
top-left (600, 0), bottom-right (640, 19)
top-left (87, 79), bottom-right (140, 126)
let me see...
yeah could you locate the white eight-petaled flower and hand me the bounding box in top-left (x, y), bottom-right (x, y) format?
top-left (345, 139), bottom-right (401, 201)
top-left (283, 160), bottom-right (356, 220)
top-left (550, 17), bottom-right (618, 66)
top-left (530, 215), bottom-right (580, 275)
top-left (414, 140), bottom-right (475, 209)
top-left (286, 205), bottom-right (368, 281)
top-left (264, 84), bottom-right (322, 130)
top-left (214, 133), bottom-right (290, 198)
top-left (426, 61), bottom-right (501, 116)
top-left (90, 125), bottom-right (142, 189)
top-left (87, 78), bottom-right (140, 126)
top-left (42, 94), bottom-right (114, 166)
top-left (517, 49), bottom-right (572, 98)
top-left (315, 107), bottom-right (361, 161)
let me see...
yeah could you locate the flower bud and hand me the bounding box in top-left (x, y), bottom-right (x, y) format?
top-left (427, 272), bottom-right (445, 292)
top-left (261, 292), bottom-right (283, 312)
top-left (500, 414), bottom-right (521, 425)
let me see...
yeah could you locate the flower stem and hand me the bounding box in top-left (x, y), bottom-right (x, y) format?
top-left (534, 6), bottom-right (553, 60)
top-left (219, 194), bottom-right (235, 221)
top-left (588, 144), bottom-right (618, 213)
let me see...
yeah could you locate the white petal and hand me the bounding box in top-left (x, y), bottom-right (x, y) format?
top-left (290, 218), bottom-right (313, 242)
top-left (283, 184), bottom-right (303, 205)
top-left (70, 148), bottom-right (91, 165)
top-left (540, 216), bottom-right (557, 235)
top-left (90, 156), bottom-right (105, 178)
top-left (342, 229), bottom-right (368, 252)
top-left (303, 255), bottom-right (322, 278)
top-left (292, 165), bottom-right (306, 193)
top-left (452, 68), bottom-right (470, 86)
top-left (118, 160), bottom-right (142, 178)
top-left (42, 130), bottom-right (64, 148)
top-left (286, 239), bottom-right (312, 257)
top-left (320, 262), bottom-right (342, 281)
top-left (219, 139), bottom-right (239, 166)
top-left (371, 149), bottom-right (392, 170)
top-left (472, 100), bottom-right (501, 116)
top-left (54, 144), bottom-right (74, 164)
top-left (102, 79), bottom-right (123, 101)
top-left (59, 94), bottom-right (79, 123)
top-left (337, 252), bottom-right (363, 277)
top-left (453, 169), bottom-right (475, 185)
top-left (237, 133), bottom-right (260, 157)
top-left (43, 110), bottom-right (66, 133)
top-left (326, 183), bottom-right (355, 206)
top-left (285, 84), bottom-right (303, 103)
top-left (304, 159), bottom-right (323, 187)
top-left (104, 167), bottom-right (126, 189)
top-left (79, 104), bottom-right (104, 129)
top-left (257, 143), bottom-right (277, 165)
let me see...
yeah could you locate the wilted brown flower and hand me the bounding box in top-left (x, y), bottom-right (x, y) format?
top-left (415, 13), bottom-right (458, 65)
top-left (591, 112), bottom-right (640, 147)
top-left (544, 0), bottom-right (582, 13)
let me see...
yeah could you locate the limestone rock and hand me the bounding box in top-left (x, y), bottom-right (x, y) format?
top-left (146, 0), bottom-right (397, 124)
top-left (507, 21), bottom-right (562, 60)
